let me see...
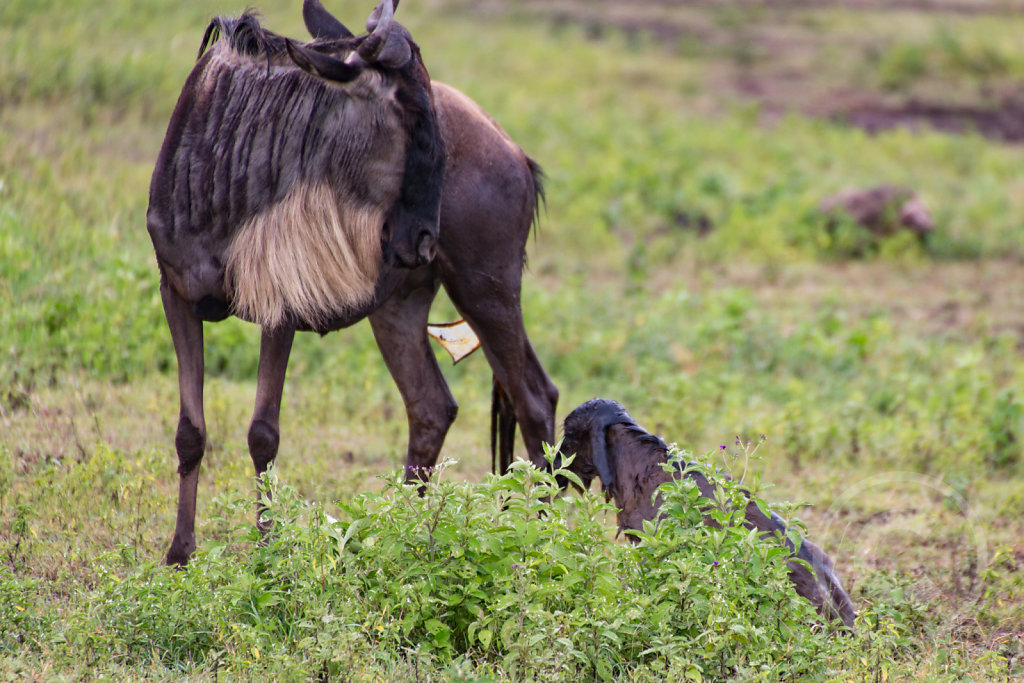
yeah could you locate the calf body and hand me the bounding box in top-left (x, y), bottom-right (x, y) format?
top-left (560, 399), bottom-right (856, 628)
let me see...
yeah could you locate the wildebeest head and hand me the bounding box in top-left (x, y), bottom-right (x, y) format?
top-left (558, 398), bottom-right (668, 492)
top-left (898, 194), bottom-right (934, 235)
top-left (289, 0), bottom-right (445, 269)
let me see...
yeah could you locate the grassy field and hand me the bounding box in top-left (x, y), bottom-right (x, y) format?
top-left (2, 0), bottom-right (1024, 679)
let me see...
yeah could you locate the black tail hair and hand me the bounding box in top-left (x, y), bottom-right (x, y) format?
top-left (527, 156), bottom-right (546, 225)
top-left (525, 156), bottom-right (546, 252)
top-left (491, 380), bottom-right (517, 475)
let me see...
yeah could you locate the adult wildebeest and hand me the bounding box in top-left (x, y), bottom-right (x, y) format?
top-left (558, 399), bottom-right (856, 628)
top-left (148, 0), bottom-right (557, 565)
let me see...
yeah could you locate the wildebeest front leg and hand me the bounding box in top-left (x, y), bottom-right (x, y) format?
top-left (162, 280), bottom-right (206, 566)
top-left (249, 326), bottom-right (295, 534)
top-left (369, 272), bottom-right (458, 483)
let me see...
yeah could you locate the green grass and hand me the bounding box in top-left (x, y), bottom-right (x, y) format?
top-left (2, 0), bottom-right (1024, 679)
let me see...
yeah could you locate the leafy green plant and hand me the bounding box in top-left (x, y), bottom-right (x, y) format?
top-left (985, 390), bottom-right (1022, 470)
top-left (9, 453), bottom-right (913, 679)
top-left (3, 1), bottom-right (1024, 679)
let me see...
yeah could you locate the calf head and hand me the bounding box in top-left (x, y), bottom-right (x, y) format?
top-left (559, 398), bottom-right (668, 493)
top-left (899, 195), bottom-right (934, 235)
top-left (559, 398), bottom-right (627, 491)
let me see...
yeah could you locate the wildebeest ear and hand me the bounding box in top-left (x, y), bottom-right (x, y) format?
top-left (362, 0), bottom-right (411, 68)
top-left (375, 33), bottom-right (412, 69)
top-left (357, 0), bottom-right (409, 67)
top-left (589, 426), bottom-right (616, 491)
top-left (303, 0), bottom-right (354, 40)
top-left (285, 39), bottom-right (365, 83)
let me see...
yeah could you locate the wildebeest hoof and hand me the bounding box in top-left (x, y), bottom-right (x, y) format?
top-left (165, 537), bottom-right (195, 567)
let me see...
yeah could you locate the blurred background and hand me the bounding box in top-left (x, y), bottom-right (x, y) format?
top-left (2, 0), bottom-right (1023, 675)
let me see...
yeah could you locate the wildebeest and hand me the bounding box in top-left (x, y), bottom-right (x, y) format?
top-left (558, 399), bottom-right (857, 628)
top-left (148, 0), bottom-right (557, 565)
top-left (820, 186), bottom-right (934, 240)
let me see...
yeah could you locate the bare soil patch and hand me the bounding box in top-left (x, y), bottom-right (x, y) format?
top-left (646, 259), bottom-right (1024, 347)
top-left (836, 100), bottom-right (1024, 143)
top-left (464, 0), bottom-right (1024, 144)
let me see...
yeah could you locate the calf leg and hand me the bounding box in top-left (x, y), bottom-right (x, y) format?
top-left (162, 280), bottom-right (207, 566)
top-left (369, 273), bottom-right (458, 483)
top-left (248, 326), bottom-right (295, 533)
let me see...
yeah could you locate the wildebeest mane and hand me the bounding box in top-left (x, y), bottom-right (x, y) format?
top-left (198, 11), bottom-right (358, 67)
top-left (198, 11), bottom-right (287, 62)
top-left (149, 9), bottom-right (419, 330)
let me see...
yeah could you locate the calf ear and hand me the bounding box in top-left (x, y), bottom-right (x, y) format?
top-left (589, 427), bottom-right (615, 491)
top-left (285, 39), bottom-right (364, 83)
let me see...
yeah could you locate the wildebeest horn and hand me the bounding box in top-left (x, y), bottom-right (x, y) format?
top-left (357, 0), bottom-right (397, 63)
top-left (366, 0), bottom-right (400, 31)
top-left (303, 0), bottom-right (354, 40)
top-left (285, 39), bottom-right (366, 82)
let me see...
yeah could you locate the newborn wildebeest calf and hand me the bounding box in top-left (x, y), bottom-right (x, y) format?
top-left (559, 399), bottom-right (856, 628)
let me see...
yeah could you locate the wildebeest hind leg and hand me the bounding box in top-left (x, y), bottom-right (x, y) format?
top-left (445, 282), bottom-right (558, 471)
top-left (369, 273), bottom-right (458, 484)
top-left (161, 279), bottom-right (207, 566)
top-left (248, 326), bottom-right (295, 536)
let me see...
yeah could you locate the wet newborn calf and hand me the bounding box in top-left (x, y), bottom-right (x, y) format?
top-left (559, 398), bottom-right (856, 628)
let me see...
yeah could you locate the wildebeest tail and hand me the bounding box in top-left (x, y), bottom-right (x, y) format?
top-left (524, 156), bottom-right (546, 252)
top-left (491, 379), bottom-right (517, 475)
top-left (527, 156), bottom-right (546, 225)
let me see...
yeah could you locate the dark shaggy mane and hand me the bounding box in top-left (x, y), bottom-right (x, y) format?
top-left (198, 11), bottom-right (359, 62)
top-left (198, 11), bottom-right (288, 60)
top-left (622, 423), bottom-right (670, 453)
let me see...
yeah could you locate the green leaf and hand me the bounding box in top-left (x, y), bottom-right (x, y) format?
top-left (477, 627), bottom-right (492, 650)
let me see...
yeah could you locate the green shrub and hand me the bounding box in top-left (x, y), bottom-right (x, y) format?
top-left (30, 452), bottom-right (916, 679)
